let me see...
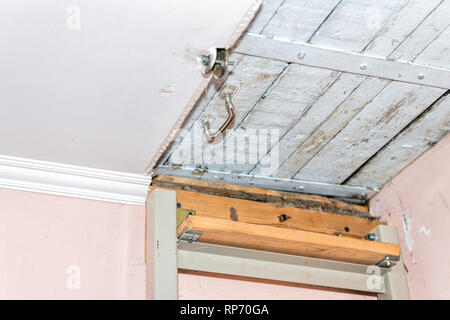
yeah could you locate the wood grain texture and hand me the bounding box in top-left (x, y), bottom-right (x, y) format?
top-left (414, 26), bottom-right (450, 69)
top-left (152, 174), bottom-right (370, 216)
top-left (363, 0), bottom-right (443, 58)
top-left (275, 77), bottom-right (390, 179)
top-left (162, 0), bottom-right (450, 193)
top-left (247, 0), bottom-right (284, 34)
top-left (262, 0), bottom-right (341, 42)
top-left (347, 92), bottom-right (450, 188)
top-left (388, 0), bottom-right (450, 62)
top-left (178, 215), bottom-right (400, 265)
top-left (162, 187), bottom-right (382, 237)
top-left (294, 82), bottom-right (445, 183)
top-left (309, 0), bottom-right (408, 53)
top-left (214, 64), bottom-right (341, 173)
top-left (251, 72), bottom-right (366, 176)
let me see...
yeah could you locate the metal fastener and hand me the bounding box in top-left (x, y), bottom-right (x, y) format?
top-left (366, 233), bottom-right (377, 241)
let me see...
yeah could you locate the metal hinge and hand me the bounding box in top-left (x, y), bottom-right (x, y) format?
top-left (177, 228), bottom-right (203, 243)
top-left (200, 47), bottom-right (229, 78)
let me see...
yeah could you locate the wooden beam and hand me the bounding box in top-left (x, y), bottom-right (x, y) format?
top-left (151, 185), bottom-right (384, 238)
top-left (178, 215), bottom-right (399, 265)
top-left (152, 175), bottom-right (370, 217)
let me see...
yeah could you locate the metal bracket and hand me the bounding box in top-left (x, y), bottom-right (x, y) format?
top-left (202, 85), bottom-right (237, 142)
top-left (177, 208), bottom-right (195, 227)
top-left (177, 228), bottom-right (203, 243)
top-left (371, 225), bottom-right (410, 299)
top-left (376, 255), bottom-right (399, 269)
top-left (201, 47), bottom-right (229, 78)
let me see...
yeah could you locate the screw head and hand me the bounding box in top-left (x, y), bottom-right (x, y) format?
top-left (417, 73), bottom-right (425, 80)
top-left (360, 63), bottom-right (367, 70)
top-left (297, 52), bottom-right (305, 59)
top-left (201, 55), bottom-right (210, 66)
top-left (366, 233), bottom-right (377, 241)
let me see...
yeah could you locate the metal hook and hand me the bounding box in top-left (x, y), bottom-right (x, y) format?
top-left (203, 85), bottom-right (237, 143)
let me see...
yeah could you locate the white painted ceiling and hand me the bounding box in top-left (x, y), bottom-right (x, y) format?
top-left (0, 0), bottom-right (254, 174)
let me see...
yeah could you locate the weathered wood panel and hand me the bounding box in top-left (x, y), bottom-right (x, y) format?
top-left (388, 0), bottom-right (450, 62)
top-left (214, 65), bottom-right (341, 173)
top-left (262, 0), bottom-right (341, 42)
top-left (347, 93), bottom-right (450, 188)
top-left (275, 77), bottom-right (390, 179)
top-left (251, 72), bottom-right (366, 176)
top-left (414, 26), bottom-right (450, 69)
top-left (163, 0), bottom-right (450, 193)
top-left (247, 0), bottom-right (284, 34)
top-left (363, 0), bottom-right (443, 58)
top-left (294, 82), bottom-right (445, 183)
top-left (309, 0), bottom-right (408, 53)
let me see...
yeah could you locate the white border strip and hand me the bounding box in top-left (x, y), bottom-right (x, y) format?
top-left (236, 33), bottom-right (450, 89)
top-left (0, 155), bottom-right (151, 205)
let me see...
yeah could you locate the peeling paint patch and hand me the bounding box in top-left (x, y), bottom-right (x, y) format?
top-left (419, 225), bottom-right (431, 237)
top-left (402, 213), bottom-right (415, 253)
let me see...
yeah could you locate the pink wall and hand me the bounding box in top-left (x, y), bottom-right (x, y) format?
top-left (0, 189), bottom-right (145, 299)
top-left (0, 188), bottom-right (373, 299)
top-left (370, 133), bottom-right (450, 299)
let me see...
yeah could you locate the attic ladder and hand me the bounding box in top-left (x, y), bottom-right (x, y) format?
top-left (145, 177), bottom-right (409, 300)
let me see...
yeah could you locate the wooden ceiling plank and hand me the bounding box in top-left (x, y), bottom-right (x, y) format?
top-left (177, 215), bottom-right (399, 265)
top-left (308, 0), bottom-right (408, 53)
top-left (388, 0), bottom-right (450, 62)
top-left (294, 82), bottom-right (445, 184)
top-left (247, 0), bottom-right (284, 34)
top-left (363, 0), bottom-right (443, 58)
top-left (414, 27), bottom-right (450, 69)
top-left (346, 93), bottom-right (450, 189)
top-left (275, 77), bottom-right (389, 179)
top-left (250, 72), bottom-right (366, 176)
top-left (262, 0), bottom-right (342, 42)
top-left (214, 64), bottom-right (341, 174)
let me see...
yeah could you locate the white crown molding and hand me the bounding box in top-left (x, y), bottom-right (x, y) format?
top-left (0, 155), bottom-right (151, 206)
